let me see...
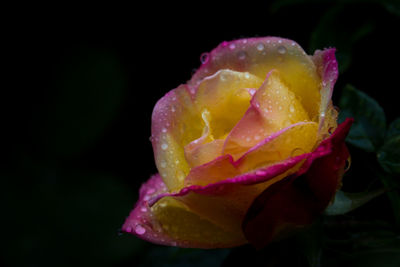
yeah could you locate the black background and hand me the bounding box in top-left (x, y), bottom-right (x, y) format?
top-left (2, 1), bottom-right (399, 266)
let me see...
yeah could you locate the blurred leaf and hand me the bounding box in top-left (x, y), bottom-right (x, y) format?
top-left (310, 5), bottom-right (375, 73)
top-left (378, 135), bottom-right (400, 174)
top-left (383, 0), bottom-right (400, 16)
top-left (386, 118), bottom-right (400, 140)
top-left (339, 84), bottom-right (386, 152)
top-left (325, 189), bottom-right (385, 216)
top-left (139, 247), bottom-right (229, 267)
top-left (323, 219), bottom-right (400, 266)
top-left (380, 174), bottom-right (400, 225)
top-left (39, 48), bottom-right (126, 157)
top-left (296, 221), bottom-right (323, 267)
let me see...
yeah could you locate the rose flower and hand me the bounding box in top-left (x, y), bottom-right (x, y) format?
top-left (122, 37), bottom-right (353, 249)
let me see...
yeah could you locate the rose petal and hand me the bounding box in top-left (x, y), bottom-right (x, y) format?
top-left (237, 121), bottom-right (318, 173)
top-left (242, 118), bottom-right (353, 248)
top-left (151, 85), bottom-right (203, 191)
top-left (223, 70), bottom-right (311, 160)
top-left (312, 48), bottom-right (339, 136)
top-left (189, 37), bottom-right (321, 119)
top-left (184, 139), bottom-right (225, 168)
top-left (150, 154), bottom-right (310, 239)
top-left (194, 69), bottom-right (263, 139)
top-left (122, 174), bottom-right (246, 248)
top-left (183, 70), bottom-right (263, 168)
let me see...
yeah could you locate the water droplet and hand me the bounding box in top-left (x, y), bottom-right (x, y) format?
top-left (344, 156), bottom-right (351, 172)
top-left (255, 135), bottom-right (261, 140)
top-left (237, 51), bottom-right (247, 60)
top-left (256, 43), bottom-right (264, 51)
top-left (147, 188), bottom-right (156, 194)
top-left (171, 106), bottom-right (175, 112)
top-left (256, 170), bottom-right (266, 176)
top-left (278, 40), bottom-right (282, 44)
top-left (160, 160), bottom-right (167, 168)
top-left (244, 72), bottom-right (250, 79)
top-left (200, 52), bottom-right (209, 64)
top-left (246, 137), bottom-right (251, 142)
top-left (291, 148), bottom-right (305, 157)
top-left (277, 45), bottom-right (287, 54)
top-left (289, 104), bottom-right (295, 113)
top-left (125, 226), bottom-right (132, 233)
top-left (175, 159), bottom-right (180, 165)
top-left (264, 108), bottom-right (269, 113)
top-left (143, 195), bottom-right (151, 201)
top-left (162, 128), bottom-right (167, 133)
top-left (135, 224), bottom-right (146, 235)
top-left (140, 206), bottom-right (147, 212)
top-left (229, 43), bottom-right (236, 50)
top-left (291, 42), bottom-right (296, 46)
top-left (161, 143), bottom-right (168, 150)
top-left (278, 106), bottom-right (283, 111)
top-left (172, 96), bottom-right (177, 101)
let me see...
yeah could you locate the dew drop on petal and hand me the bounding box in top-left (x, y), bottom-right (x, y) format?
top-left (255, 170), bottom-right (266, 176)
top-left (229, 43), bottom-right (236, 50)
top-left (160, 160), bottom-right (167, 168)
top-left (200, 52), bottom-right (209, 64)
top-left (277, 45), bottom-right (287, 54)
top-left (135, 224), bottom-right (146, 235)
top-left (237, 51), bottom-right (247, 60)
top-left (256, 43), bottom-right (264, 51)
top-left (161, 143), bottom-right (168, 150)
top-left (140, 206), bottom-right (147, 212)
top-left (344, 156), bottom-right (351, 172)
top-left (291, 148), bottom-right (305, 157)
top-left (162, 128), bottom-right (167, 133)
top-left (289, 104), bottom-right (295, 113)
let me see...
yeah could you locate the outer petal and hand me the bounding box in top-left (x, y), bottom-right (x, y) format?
top-left (122, 174), bottom-right (246, 248)
top-left (189, 37), bottom-right (322, 119)
top-left (242, 118), bottom-right (353, 248)
top-left (312, 48), bottom-right (339, 136)
top-left (151, 85), bottom-right (202, 191)
top-left (150, 154), bottom-right (312, 240)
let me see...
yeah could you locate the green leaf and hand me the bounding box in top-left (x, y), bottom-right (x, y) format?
top-left (380, 174), bottom-right (400, 225)
top-left (325, 189), bottom-right (385, 216)
top-left (386, 118), bottom-right (400, 140)
top-left (378, 135), bottom-right (400, 174)
top-left (296, 221), bottom-right (323, 267)
top-left (339, 84), bottom-right (386, 152)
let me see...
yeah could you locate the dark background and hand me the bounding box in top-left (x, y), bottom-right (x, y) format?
top-left (2, 1), bottom-right (399, 266)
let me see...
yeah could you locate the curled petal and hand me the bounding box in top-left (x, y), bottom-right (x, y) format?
top-left (313, 48), bottom-right (339, 135)
top-left (122, 174), bottom-right (246, 248)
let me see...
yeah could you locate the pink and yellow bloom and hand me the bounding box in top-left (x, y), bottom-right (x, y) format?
top-left (122, 37), bottom-right (353, 248)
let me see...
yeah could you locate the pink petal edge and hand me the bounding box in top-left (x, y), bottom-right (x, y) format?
top-left (149, 118), bottom-right (353, 206)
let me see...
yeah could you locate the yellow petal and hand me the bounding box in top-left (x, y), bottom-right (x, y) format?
top-left (238, 122), bottom-right (318, 173)
top-left (223, 70), bottom-right (310, 160)
top-left (195, 69), bottom-right (264, 139)
top-left (152, 196), bottom-right (246, 247)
